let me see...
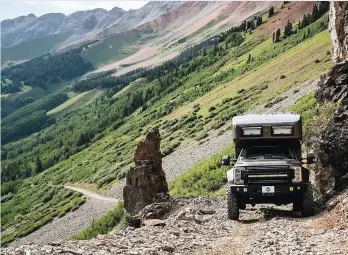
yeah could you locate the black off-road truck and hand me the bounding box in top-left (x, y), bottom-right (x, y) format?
top-left (222, 113), bottom-right (315, 220)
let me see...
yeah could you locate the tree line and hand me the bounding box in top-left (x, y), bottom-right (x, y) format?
top-left (1, 79), bottom-right (23, 94)
top-left (1, 48), bottom-right (95, 89)
top-left (1, 93), bottom-right (68, 144)
top-left (73, 31), bottom-right (245, 93)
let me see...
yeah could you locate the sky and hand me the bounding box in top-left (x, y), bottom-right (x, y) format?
top-left (0, 1), bottom-right (149, 21)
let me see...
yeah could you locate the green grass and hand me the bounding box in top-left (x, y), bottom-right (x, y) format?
top-left (166, 17), bottom-right (332, 119)
top-left (169, 143), bottom-right (235, 197)
top-left (1, 184), bottom-right (85, 245)
top-left (1, 33), bottom-right (71, 64)
top-left (114, 78), bottom-right (147, 97)
top-left (82, 30), bottom-right (142, 66)
top-left (73, 201), bottom-right (125, 240)
top-left (307, 101), bottom-right (339, 138)
top-left (287, 92), bottom-right (317, 137)
top-left (48, 89), bottom-right (104, 117)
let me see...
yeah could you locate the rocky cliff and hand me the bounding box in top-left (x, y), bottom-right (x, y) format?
top-left (308, 2), bottom-right (348, 199)
top-left (329, 2), bottom-right (348, 63)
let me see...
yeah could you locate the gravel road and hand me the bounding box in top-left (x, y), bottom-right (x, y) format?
top-left (65, 185), bottom-right (117, 202)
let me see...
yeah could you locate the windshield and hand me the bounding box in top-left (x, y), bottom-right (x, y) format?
top-left (239, 146), bottom-right (295, 160)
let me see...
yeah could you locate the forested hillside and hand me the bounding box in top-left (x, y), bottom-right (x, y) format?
top-left (1, 2), bottom-right (332, 246)
top-left (2, 49), bottom-right (94, 90)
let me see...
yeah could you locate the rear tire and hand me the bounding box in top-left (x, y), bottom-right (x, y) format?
top-left (302, 183), bottom-right (315, 217)
top-left (226, 184), bottom-right (239, 220)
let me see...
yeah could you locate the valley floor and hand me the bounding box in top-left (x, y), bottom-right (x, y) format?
top-left (3, 192), bottom-right (348, 255)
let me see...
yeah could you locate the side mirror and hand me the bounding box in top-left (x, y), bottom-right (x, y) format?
top-left (222, 155), bottom-right (230, 166)
top-left (307, 152), bottom-right (315, 164)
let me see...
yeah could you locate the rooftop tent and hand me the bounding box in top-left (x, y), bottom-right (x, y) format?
top-left (232, 113), bottom-right (302, 141)
top-left (232, 113), bottom-right (302, 158)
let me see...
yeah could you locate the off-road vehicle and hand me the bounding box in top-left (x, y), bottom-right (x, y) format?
top-left (222, 113), bottom-right (315, 220)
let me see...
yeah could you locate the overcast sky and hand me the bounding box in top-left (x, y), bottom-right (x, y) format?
top-left (1, 1), bottom-right (149, 21)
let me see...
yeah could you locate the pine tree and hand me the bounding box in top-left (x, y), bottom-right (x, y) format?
top-left (284, 20), bottom-right (293, 37)
top-left (268, 6), bottom-right (275, 18)
top-left (256, 16), bottom-right (263, 26)
top-left (275, 29), bottom-right (281, 42)
top-left (36, 155), bottom-right (43, 173)
top-left (247, 53), bottom-right (252, 64)
top-left (312, 4), bottom-right (319, 21)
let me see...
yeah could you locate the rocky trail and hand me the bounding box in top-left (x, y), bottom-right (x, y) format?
top-left (4, 191), bottom-right (348, 255)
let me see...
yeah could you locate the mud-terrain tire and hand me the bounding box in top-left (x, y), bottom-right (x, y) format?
top-left (293, 199), bottom-right (302, 212)
top-left (302, 183), bottom-right (315, 217)
top-left (226, 184), bottom-right (239, 220)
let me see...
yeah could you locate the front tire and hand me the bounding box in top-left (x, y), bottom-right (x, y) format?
top-left (293, 195), bottom-right (302, 212)
top-left (302, 183), bottom-right (315, 217)
top-left (226, 184), bottom-right (239, 220)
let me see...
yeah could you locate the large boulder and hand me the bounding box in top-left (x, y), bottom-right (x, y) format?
top-left (123, 128), bottom-right (169, 215)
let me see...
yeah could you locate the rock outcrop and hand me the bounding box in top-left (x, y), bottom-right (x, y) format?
top-left (123, 128), bottom-right (169, 215)
top-left (307, 3), bottom-right (348, 199)
top-left (329, 2), bottom-right (348, 63)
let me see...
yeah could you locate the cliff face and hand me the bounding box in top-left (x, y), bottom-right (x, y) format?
top-left (329, 2), bottom-right (348, 63)
top-left (308, 3), bottom-right (348, 199)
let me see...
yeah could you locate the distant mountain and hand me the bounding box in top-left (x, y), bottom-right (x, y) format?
top-left (1, 1), bottom-right (277, 66)
top-left (1, 2), bottom-right (182, 63)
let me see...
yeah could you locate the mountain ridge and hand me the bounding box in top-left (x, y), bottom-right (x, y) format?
top-left (1, 2), bottom-right (180, 50)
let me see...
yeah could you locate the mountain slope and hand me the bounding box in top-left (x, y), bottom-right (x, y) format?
top-left (85, 1), bottom-right (278, 72)
top-left (1, 6), bottom-right (332, 245)
top-left (1, 2), bottom-right (181, 64)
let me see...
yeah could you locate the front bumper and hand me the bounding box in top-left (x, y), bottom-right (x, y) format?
top-left (229, 183), bottom-right (308, 197)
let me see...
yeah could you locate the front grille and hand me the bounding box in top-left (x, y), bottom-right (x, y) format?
top-left (242, 167), bottom-right (294, 184)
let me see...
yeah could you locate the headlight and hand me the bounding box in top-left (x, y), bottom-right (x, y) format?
top-left (292, 167), bottom-right (302, 182)
top-left (227, 169), bottom-right (234, 183)
top-left (227, 167), bottom-right (244, 184)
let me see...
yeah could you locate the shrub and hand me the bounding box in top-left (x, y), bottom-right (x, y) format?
top-left (287, 92), bottom-right (317, 136)
top-left (280, 74), bottom-right (286, 79)
top-left (169, 143), bottom-right (235, 196)
top-left (217, 130), bottom-right (225, 136)
top-left (73, 201), bottom-right (125, 240)
top-left (195, 131), bottom-right (209, 141)
top-left (237, 89), bottom-right (245, 94)
top-left (208, 106), bottom-right (216, 112)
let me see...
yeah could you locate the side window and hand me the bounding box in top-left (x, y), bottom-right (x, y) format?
top-left (238, 149), bottom-right (246, 160)
top-left (288, 149), bottom-right (296, 159)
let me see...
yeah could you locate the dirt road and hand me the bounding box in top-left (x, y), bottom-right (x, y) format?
top-left (64, 185), bottom-right (118, 202)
